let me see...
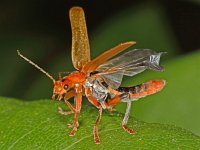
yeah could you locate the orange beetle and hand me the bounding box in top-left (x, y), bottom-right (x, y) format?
top-left (18, 6), bottom-right (165, 144)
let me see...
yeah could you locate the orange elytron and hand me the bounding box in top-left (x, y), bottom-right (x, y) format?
top-left (17, 6), bottom-right (166, 144)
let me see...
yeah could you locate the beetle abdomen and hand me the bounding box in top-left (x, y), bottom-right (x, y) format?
top-left (116, 80), bottom-right (166, 100)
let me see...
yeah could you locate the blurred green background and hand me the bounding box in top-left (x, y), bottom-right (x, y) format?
top-left (0, 0), bottom-right (200, 137)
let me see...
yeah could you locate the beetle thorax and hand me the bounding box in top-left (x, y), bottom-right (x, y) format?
top-left (66, 71), bottom-right (86, 83)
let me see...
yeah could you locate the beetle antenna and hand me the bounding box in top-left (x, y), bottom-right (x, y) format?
top-left (17, 50), bottom-right (56, 83)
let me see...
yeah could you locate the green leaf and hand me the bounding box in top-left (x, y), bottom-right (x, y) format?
top-left (1, 97), bottom-right (200, 149)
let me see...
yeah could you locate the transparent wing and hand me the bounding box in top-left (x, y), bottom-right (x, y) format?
top-left (70, 7), bottom-right (90, 70)
top-left (82, 41), bottom-right (136, 73)
top-left (101, 71), bottom-right (125, 89)
top-left (96, 49), bottom-right (165, 89)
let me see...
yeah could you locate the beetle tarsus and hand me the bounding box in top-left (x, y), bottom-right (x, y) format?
top-left (122, 124), bottom-right (136, 134)
top-left (58, 107), bottom-right (74, 115)
top-left (69, 127), bottom-right (78, 136)
top-left (94, 132), bottom-right (100, 144)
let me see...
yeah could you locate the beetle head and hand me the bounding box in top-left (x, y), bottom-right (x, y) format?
top-left (52, 77), bottom-right (72, 101)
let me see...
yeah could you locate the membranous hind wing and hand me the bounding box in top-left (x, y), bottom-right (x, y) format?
top-left (70, 7), bottom-right (91, 70)
top-left (82, 41), bottom-right (136, 73)
top-left (96, 49), bottom-right (166, 89)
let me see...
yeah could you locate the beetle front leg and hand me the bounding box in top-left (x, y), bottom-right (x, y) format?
top-left (58, 107), bottom-right (74, 115)
top-left (58, 90), bottom-right (76, 116)
top-left (69, 92), bottom-right (82, 136)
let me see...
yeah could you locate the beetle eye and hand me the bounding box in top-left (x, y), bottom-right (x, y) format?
top-left (64, 84), bottom-right (68, 90)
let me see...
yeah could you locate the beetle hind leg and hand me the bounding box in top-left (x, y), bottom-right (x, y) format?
top-left (122, 124), bottom-right (136, 134)
top-left (121, 101), bottom-right (136, 134)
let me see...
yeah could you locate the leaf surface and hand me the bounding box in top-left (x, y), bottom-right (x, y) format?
top-left (0, 97), bottom-right (200, 150)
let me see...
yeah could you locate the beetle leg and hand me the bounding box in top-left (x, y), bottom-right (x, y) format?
top-left (106, 93), bottom-right (128, 110)
top-left (58, 107), bottom-right (74, 115)
top-left (93, 107), bottom-right (102, 144)
top-left (69, 92), bottom-right (82, 136)
top-left (85, 87), bottom-right (104, 144)
top-left (106, 94), bottom-right (136, 134)
top-left (121, 101), bottom-right (136, 134)
top-left (85, 87), bottom-right (100, 108)
top-left (58, 90), bottom-right (76, 116)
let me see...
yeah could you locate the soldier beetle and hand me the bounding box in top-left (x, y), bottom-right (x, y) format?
top-left (17, 6), bottom-right (165, 144)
